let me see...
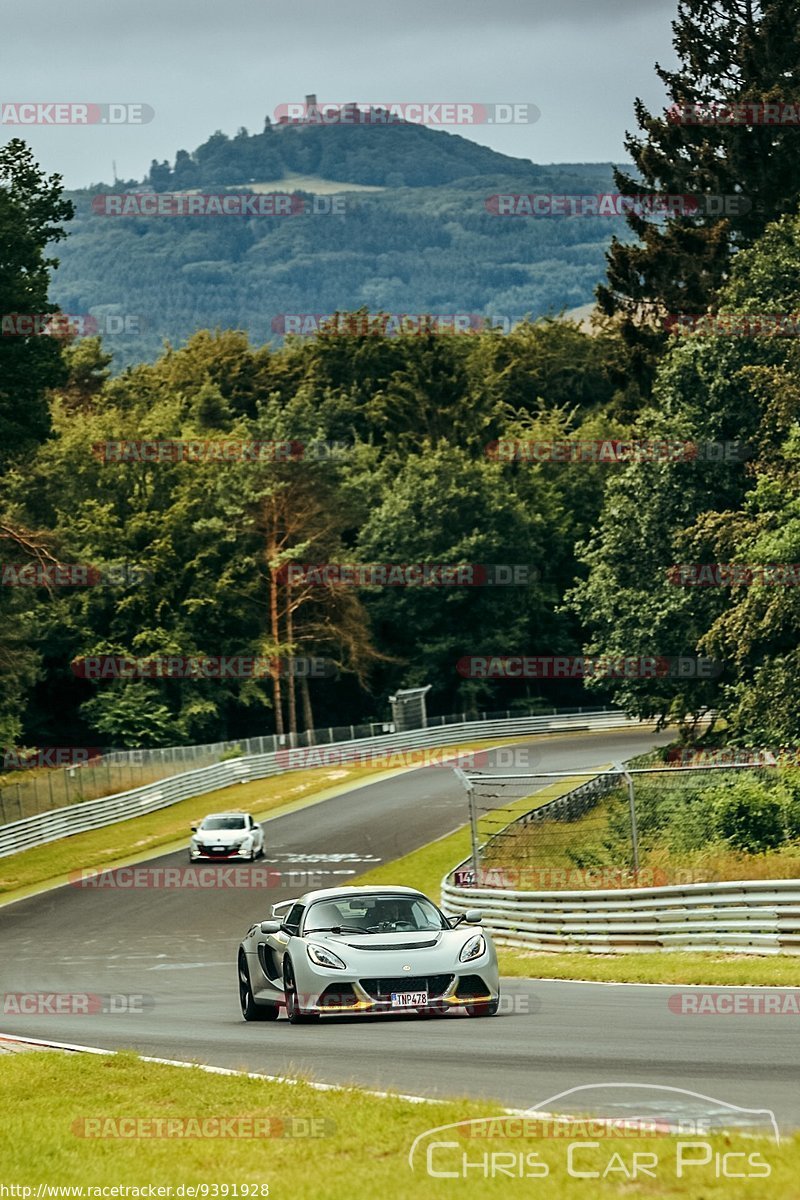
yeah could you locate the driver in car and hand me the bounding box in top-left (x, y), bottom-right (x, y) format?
top-left (368, 898), bottom-right (413, 930)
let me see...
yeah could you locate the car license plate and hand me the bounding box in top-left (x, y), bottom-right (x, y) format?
top-left (212, 846), bottom-right (225, 852)
top-left (391, 991), bottom-right (427, 1007)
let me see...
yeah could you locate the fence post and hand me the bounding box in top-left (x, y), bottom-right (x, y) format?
top-left (453, 767), bottom-right (480, 882)
top-left (620, 767), bottom-right (639, 875)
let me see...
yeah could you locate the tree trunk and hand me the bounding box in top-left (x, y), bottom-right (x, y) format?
top-left (267, 532), bottom-right (284, 736)
top-left (286, 578), bottom-right (297, 734)
top-left (300, 674), bottom-right (315, 740)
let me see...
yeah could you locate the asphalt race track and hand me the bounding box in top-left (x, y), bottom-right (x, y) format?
top-left (2, 728), bottom-right (799, 1131)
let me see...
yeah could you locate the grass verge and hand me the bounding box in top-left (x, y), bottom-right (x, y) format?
top-left (0, 1051), bottom-right (794, 1198)
top-left (497, 950), bottom-right (800, 986)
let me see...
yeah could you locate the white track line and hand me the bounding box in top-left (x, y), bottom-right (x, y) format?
top-left (0, 1030), bottom-right (522, 1110)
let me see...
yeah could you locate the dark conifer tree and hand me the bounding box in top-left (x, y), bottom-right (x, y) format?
top-left (598, 0), bottom-right (800, 391)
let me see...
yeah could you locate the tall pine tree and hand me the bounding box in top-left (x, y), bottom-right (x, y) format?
top-left (598, 0), bottom-right (800, 390)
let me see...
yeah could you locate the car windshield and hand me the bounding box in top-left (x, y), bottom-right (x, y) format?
top-left (304, 894), bottom-right (446, 934)
top-left (200, 816), bottom-right (246, 830)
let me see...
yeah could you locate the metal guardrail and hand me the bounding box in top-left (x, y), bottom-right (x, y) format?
top-left (441, 876), bottom-right (800, 954)
top-left (0, 704), bottom-right (619, 822)
top-left (442, 769), bottom-right (800, 955)
top-left (0, 710), bottom-right (645, 859)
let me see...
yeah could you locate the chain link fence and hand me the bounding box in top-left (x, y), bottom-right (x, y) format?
top-left (0, 704), bottom-right (615, 826)
top-left (455, 758), bottom-right (800, 890)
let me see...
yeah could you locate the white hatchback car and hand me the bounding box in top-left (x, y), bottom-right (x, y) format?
top-left (189, 811), bottom-right (265, 862)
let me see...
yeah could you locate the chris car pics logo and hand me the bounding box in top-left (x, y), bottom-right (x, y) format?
top-left (408, 1084), bottom-right (778, 1182)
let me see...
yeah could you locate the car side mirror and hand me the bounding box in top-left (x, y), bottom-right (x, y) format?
top-left (190, 824), bottom-right (198, 832)
top-left (260, 920), bottom-right (282, 934)
top-left (464, 909), bottom-right (484, 924)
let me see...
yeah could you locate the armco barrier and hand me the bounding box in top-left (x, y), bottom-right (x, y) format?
top-left (441, 875), bottom-right (800, 954)
top-left (0, 710), bottom-right (647, 859)
top-left (442, 770), bottom-right (800, 955)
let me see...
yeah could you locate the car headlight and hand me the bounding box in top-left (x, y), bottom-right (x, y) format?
top-left (307, 944), bottom-right (347, 970)
top-left (459, 933), bottom-right (486, 963)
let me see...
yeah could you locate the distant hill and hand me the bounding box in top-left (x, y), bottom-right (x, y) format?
top-left (141, 117), bottom-right (549, 191)
top-left (50, 117), bottom-right (629, 365)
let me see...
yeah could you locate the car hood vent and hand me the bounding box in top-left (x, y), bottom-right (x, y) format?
top-left (345, 938), bottom-right (440, 950)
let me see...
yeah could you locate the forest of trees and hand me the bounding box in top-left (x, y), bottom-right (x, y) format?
top-left (52, 124), bottom-right (623, 368)
top-left (2, 0), bottom-right (799, 754)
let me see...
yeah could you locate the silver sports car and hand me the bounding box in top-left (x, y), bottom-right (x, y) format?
top-left (237, 885), bottom-right (499, 1023)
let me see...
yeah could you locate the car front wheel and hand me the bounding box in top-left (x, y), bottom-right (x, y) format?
top-left (238, 952), bottom-right (279, 1021)
top-left (465, 997), bottom-right (500, 1017)
top-left (284, 959), bottom-right (319, 1024)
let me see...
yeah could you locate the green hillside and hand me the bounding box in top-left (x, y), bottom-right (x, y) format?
top-left (51, 119), bottom-right (627, 365)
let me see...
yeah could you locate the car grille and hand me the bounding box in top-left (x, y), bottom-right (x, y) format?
top-left (201, 846), bottom-right (237, 856)
top-left (360, 975), bottom-right (453, 1001)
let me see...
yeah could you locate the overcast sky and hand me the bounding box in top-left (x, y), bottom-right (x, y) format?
top-left (3, 0), bottom-right (679, 189)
